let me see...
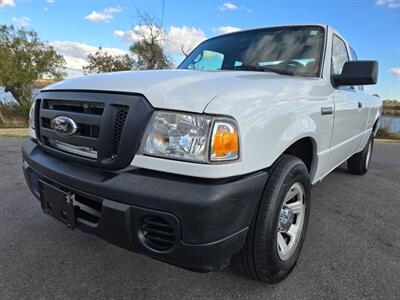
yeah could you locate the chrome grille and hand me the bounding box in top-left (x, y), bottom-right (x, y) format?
top-left (35, 91), bottom-right (153, 170)
top-left (39, 100), bottom-right (104, 159)
top-left (48, 139), bottom-right (98, 159)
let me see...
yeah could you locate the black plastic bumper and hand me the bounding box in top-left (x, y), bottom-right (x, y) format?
top-left (22, 139), bottom-right (268, 272)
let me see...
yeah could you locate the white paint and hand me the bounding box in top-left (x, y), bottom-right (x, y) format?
top-left (41, 25), bottom-right (382, 182)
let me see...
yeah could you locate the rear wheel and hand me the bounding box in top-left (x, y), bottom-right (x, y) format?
top-left (347, 135), bottom-right (373, 175)
top-left (234, 155), bottom-right (311, 283)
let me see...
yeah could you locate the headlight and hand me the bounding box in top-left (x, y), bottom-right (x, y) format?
top-left (28, 100), bottom-right (36, 129)
top-left (141, 111), bottom-right (239, 163)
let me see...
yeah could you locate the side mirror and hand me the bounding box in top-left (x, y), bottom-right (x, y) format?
top-left (333, 60), bottom-right (378, 86)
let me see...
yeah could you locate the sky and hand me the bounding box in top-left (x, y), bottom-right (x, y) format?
top-left (0, 0), bottom-right (399, 99)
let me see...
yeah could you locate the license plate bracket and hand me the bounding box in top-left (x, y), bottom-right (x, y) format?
top-left (39, 180), bottom-right (76, 229)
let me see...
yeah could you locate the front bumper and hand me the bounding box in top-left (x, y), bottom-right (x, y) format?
top-left (22, 139), bottom-right (268, 271)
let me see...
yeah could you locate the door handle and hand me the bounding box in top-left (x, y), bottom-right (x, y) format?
top-left (321, 107), bottom-right (333, 115)
top-left (358, 101), bottom-right (363, 109)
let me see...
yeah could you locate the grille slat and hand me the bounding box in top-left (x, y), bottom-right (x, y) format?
top-left (142, 224), bottom-right (175, 236)
top-left (44, 100), bottom-right (104, 115)
top-left (145, 220), bottom-right (173, 229)
top-left (144, 234), bottom-right (175, 244)
top-left (41, 127), bottom-right (99, 149)
top-left (40, 109), bottom-right (102, 125)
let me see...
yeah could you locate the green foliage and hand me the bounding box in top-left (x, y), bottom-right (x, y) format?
top-left (83, 12), bottom-right (172, 73)
top-left (129, 11), bottom-right (173, 70)
top-left (83, 47), bottom-right (133, 74)
top-left (376, 126), bottom-right (400, 140)
top-left (0, 25), bottom-right (66, 105)
top-left (82, 12), bottom-right (172, 73)
top-left (130, 40), bottom-right (172, 70)
top-left (376, 127), bottom-right (390, 139)
top-left (0, 102), bottom-right (30, 126)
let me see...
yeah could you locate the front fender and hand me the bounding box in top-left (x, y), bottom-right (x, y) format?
top-left (240, 113), bottom-right (319, 172)
top-left (205, 84), bottom-right (333, 179)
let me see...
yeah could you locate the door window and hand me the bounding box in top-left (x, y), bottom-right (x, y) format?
top-left (331, 35), bottom-right (349, 75)
top-left (350, 46), bottom-right (364, 91)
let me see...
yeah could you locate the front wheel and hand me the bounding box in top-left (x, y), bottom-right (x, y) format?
top-left (234, 155), bottom-right (311, 283)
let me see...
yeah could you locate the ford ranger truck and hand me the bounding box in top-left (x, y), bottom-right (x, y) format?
top-left (22, 25), bottom-right (381, 283)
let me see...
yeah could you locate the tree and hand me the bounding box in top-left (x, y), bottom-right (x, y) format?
top-left (83, 47), bottom-right (133, 74)
top-left (0, 25), bottom-right (66, 105)
top-left (129, 12), bottom-right (173, 70)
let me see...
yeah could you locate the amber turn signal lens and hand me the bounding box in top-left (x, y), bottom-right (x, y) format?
top-left (210, 121), bottom-right (239, 161)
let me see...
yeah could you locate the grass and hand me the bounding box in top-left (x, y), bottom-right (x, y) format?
top-left (0, 124), bottom-right (29, 129)
top-left (0, 128), bottom-right (29, 138)
top-left (375, 138), bottom-right (400, 144)
top-left (0, 102), bottom-right (30, 128)
top-left (376, 127), bottom-right (400, 140)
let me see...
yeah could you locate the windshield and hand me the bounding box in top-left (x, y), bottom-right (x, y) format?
top-left (179, 26), bottom-right (325, 77)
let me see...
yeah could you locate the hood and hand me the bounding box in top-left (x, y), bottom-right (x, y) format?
top-left (44, 69), bottom-right (320, 113)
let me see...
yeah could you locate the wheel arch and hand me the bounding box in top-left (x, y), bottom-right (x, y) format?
top-left (280, 136), bottom-right (318, 179)
top-left (372, 117), bottom-right (380, 137)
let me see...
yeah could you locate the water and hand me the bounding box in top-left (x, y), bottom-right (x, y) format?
top-left (381, 116), bottom-right (400, 133)
top-left (0, 86), bottom-right (40, 103)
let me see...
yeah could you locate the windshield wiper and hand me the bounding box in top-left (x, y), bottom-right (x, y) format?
top-left (232, 65), bottom-right (266, 72)
top-left (231, 65), bottom-right (294, 76)
top-left (261, 66), bottom-right (294, 76)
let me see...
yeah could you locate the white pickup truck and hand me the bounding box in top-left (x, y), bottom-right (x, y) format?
top-left (22, 25), bottom-right (381, 283)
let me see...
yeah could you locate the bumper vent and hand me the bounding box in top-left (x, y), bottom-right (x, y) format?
top-left (142, 216), bottom-right (176, 252)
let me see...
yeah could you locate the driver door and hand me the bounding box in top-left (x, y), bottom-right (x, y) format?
top-left (329, 35), bottom-right (363, 167)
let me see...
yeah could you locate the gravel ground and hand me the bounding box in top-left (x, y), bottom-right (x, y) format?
top-left (0, 137), bottom-right (399, 299)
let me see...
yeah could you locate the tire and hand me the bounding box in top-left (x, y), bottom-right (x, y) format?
top-left (234, 155), bottom-right (311, 283)
top-left (347, 135), bottom-right (373, 175)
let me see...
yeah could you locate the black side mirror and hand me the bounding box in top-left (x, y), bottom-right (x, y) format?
top-left (333, 60), bottom-right (378, 86)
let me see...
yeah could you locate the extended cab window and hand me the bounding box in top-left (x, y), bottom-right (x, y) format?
top-left (350, 47), bottom-right (358, 61)
top-left (179, 26), bottom-right (325, 77)
top-left (331, 35), bottom-right (349, 75)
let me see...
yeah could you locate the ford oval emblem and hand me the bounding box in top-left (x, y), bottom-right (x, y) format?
top-left (50, 116), bottom-right (78, 136)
